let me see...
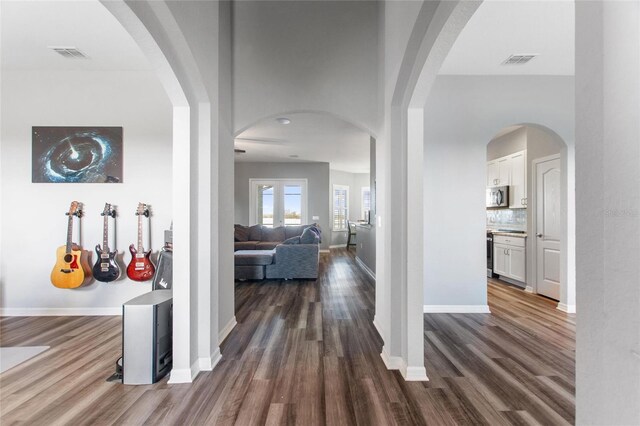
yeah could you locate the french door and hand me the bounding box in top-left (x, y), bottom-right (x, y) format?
top-left (250, 179), bottom-right (307, 227)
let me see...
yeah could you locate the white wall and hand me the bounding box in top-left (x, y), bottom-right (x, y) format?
top-left (422, 75), bottom-right (574, 308)
top-left (576, 1), bottom-right (640, 423)
top-left (487, 126), bottom-right (527, 161)
top-left (233, 0), bottom-right (378, 134)
top-left (0, 70), bottom-right (172, 313)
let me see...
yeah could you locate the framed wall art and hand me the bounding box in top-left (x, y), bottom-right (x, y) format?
top-left (32, 126), bottom-right (123, 183)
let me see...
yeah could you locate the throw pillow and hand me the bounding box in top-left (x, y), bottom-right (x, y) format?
top-left (234, 225), bottom-right (250, 242)
top-left (307, 225), bottom-right (322, 243)
top-left (282, 236), bottom-right (301, 245)
top-left (300, 228), bottom-right (320, 244)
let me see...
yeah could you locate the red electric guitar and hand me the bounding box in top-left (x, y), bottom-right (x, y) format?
top-left (126, 203), bottom-right (156, 281)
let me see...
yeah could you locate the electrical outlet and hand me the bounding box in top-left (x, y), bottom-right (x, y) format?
top-left (312, 216), bottom-right (319, 221)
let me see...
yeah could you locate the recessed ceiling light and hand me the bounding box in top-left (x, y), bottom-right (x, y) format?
top-left (276, 117), bottom-right (291, 125)
top-left (289, 154), bottom-right (299, 158)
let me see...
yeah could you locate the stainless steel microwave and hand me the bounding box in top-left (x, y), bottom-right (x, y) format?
top-left (486, 186), bottom-right (509, 208)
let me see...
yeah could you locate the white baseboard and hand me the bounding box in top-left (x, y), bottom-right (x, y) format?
top-left (380, 346), bottom-right (404, 370)
top-left (355, 256), bottom-right (376, 280)
top-left (423, 305), bottom-right (491, 314)
top-left (557, 303), bottom-right (576, 313)
top-left (373, 315), bottom-right (383, 339)
top-left (404, 366), bottom-right (429, 381)
top-left (319, 249), bottom-right (330, 253)
top-left (219, 316), bottom-right (237, 345)
top-left (524, 286), bottom-right (534, 293)
top-left (0, 307), bottom-right (121, 316)
top-left (329, 244), bottom-right (346, 249)
top-left (381, 346), bottom-right (429, 381)
top-left (168, 359), bottom-right (199, 384)
top-left (198, 348), bottom-right (222, 371)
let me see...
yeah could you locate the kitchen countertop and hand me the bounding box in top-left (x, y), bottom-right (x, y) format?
top-left (354, 222), bottom-right (374, 229)
top-left (488, 230), bottom-right (527, 238)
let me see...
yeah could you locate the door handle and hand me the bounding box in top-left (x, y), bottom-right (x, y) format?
top-left (536, 233), bottom-right (543, 238)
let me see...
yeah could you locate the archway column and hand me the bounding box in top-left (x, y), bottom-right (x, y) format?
top-left (575, 0), bottom-right (640, 423)
top-left (103, 0), bottom-right (234, 383)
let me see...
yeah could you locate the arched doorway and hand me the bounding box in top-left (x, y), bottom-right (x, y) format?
top-left (486, 124), bottom-right (575, 312)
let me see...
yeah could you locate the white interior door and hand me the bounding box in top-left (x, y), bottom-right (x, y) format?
top-left (536, 158), bottom-right (561, 300)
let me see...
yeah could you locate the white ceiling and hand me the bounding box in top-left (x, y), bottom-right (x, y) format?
top-left (1, 0), bottom-right (151, 71)
top-left (235, 113), bottom-right (370, 173)
top-left (440, 0), bottom-right (574, 75)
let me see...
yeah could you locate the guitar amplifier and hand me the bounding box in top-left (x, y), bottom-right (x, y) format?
top-left (122, 290), bottom-right (173, 385)
top-left (152, 249), bottom-right (172, 290)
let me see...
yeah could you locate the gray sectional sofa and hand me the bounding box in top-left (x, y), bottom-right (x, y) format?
top-left (234, 224), bottom-right (321, 280)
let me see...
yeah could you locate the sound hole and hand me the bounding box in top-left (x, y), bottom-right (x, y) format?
top-left (64, 254), bottom-right (74, 263)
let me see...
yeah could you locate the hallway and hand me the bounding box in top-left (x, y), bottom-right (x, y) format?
top-left (0, 249), bottom-right (574, 425)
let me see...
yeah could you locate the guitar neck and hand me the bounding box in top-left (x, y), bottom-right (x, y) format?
top-left (65, 215), bottom-right (74, 254)
top-left (137, 214), bottom-right (144, 252)
top-left (103, 214), bottom-right (109, 252)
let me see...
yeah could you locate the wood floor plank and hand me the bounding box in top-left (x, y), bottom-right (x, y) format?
top-left (0, 249), bottom-right (575, 425)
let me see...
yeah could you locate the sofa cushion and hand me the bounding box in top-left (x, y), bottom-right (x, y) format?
top-left (300, 228), bottom-right (320, 244)
top-left (235, 241), bottom-right (258, 251)
top-left (282, 236), bottom-right (300, 245)
top-left (248, 225), bottom-right (263, 241)
top-left (256, 241), bottom-right (280, 250)
top-left (234, 224), bottom-right (250, 242)
top-left (234, 249), bottom-right (275, 266)
top-left (285, 225), bottom-right (305, 239)
top-left (261, 226), bottom-right (286, 242)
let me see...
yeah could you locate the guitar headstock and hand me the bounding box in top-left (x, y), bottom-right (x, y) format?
top-left (101, 203), bottom-right (116, 218)
top-left (135, 202), bottom-right (150, 217)
top-left (66, 201), bottom-right (83, 218)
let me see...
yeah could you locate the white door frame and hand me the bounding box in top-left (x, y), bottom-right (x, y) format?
top-left (249, 178), bottom-right (308, 226)
top-left (530, 153), bottom-right (562, 297)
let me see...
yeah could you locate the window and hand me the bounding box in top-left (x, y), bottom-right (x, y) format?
top-left (333, 185), bottom-right (349, 231)
top-left (250, 179), bottom-right (307, 227)
top-left (361, 186), bottom-right (371, 220)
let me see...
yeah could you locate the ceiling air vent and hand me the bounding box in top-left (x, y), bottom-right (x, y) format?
top-left (234, 148), bottom-right (246, 154)
top-left (49, 47), bottom-right (89, 59)
top-left (502, 54), bottom-right (538, 65)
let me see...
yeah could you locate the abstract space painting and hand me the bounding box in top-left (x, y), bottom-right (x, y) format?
top-left (32, 127), bottom-right (123, 183)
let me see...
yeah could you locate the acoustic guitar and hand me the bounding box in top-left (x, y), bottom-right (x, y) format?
top-left (93, 203), bottom-right (121, 282)
top-left (126, 203), bottom-right (155, 281)
top-left (50, 201), bottom-right (92, 289)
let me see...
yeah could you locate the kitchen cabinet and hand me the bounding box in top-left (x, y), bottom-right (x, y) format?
top-left (493, 235), bottom-right (526, 283)
top-left (509, 151), bottom-right (527, 208)
top-left (487, 157), bottom-right (511, 187)
top-left (487, 150), bottom-right (527, 208)
top-left (487, 161), bottom-right (499, 187)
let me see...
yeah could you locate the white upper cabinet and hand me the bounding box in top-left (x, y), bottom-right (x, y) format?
top-left (498, 157), bottom-right (511, 187)
top-left (487, 161), bottom-right (499, 187)
top-left (487, 150), bottom-right (527, 208)
top-left (509, 151), bottom-right (527, 209)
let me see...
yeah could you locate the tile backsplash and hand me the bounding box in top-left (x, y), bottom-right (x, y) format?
top-left (486, 209), bottom-right (527, 231)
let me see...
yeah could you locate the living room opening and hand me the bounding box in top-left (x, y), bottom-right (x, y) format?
top-left (233, 111), bottom-right (375, 282)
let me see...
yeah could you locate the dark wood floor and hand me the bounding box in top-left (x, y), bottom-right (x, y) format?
top-left (0, 249), bottom-right (575, 425)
